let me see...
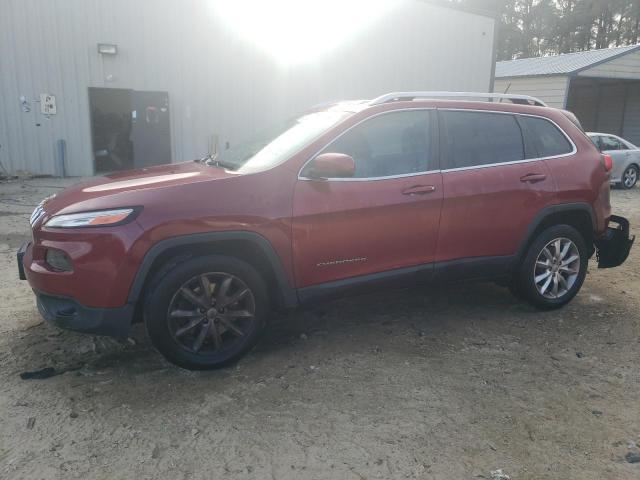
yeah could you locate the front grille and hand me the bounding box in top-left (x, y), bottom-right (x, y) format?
top-left (30, 203), bottom-right (45, 227)
top-left (30, 194), bottom-right (55, 227)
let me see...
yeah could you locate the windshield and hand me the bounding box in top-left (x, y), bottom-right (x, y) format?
top-left (215, 111), bottom-right (352, 174)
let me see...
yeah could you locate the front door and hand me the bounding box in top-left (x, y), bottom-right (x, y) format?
top-left (292, 109), bottom-right (443, 288)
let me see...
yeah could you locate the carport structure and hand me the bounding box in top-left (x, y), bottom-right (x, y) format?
top-left (494, 45), bottom-right (640, 144)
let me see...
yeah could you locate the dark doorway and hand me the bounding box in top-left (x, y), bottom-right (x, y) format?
top-left (89, 88), bottom-right (171, 173)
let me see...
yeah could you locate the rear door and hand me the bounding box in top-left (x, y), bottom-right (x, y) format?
top-left (292, 109), bottom-right (443, 288)
top-left (436, 110), bottom-right (559, 268)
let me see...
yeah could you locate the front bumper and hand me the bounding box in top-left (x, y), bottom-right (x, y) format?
top-left (18, 243), bottom-right (133, 338)
top-left (35, 291), bottom-right (134, 338)
top-left (595, 215), bottom-right (635, 268)
top-left (16, 233), bottom-right (135, 338)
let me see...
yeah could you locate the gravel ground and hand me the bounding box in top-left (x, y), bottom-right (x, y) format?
top-left (0, 178), bottom-right (638, 480)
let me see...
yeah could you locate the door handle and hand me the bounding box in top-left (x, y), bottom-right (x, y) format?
top-left (520, 173), bottom-right (547, 183)
top-left (402, 185), bottom-right (436, 195)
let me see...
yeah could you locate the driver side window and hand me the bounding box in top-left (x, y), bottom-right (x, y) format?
top-left (313, 110), bottom-right (432, 178)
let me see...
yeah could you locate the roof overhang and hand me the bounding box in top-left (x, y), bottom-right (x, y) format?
top-left (419, 0), bottom-right (498, 20)
top-left (496, 44), bottom-right (640, 80)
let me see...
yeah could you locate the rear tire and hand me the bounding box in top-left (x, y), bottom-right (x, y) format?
top-left (144, 255), bottom-right (269, 370)
top-left (511, 225), bottom-right (588, 310)
top-left (621, 164), bottom-right (638, 189)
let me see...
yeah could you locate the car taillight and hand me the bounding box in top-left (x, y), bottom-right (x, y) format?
top-left (602, 154), bottom-right (613, 172)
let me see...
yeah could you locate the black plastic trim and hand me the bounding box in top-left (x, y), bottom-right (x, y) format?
top-left (298, 263), bottom-right (433, 304)
top-left (17, 242), bottom-right (28, 280)
top-left (128, 231), bottom-right (298, 309)
top-left (433, 255), bottom-right (514, 282)
top-left (595, 214), bottom-right (635, 268)
top-left (514, 202), bottom-right (596, 264)
top-left (298, 255), bottom-right (514, 305)
top-left (35, 290), bottom-right (134, 338)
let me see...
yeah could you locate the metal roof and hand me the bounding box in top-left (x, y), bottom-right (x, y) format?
top-left (496, 45), bottom-right (640, 78)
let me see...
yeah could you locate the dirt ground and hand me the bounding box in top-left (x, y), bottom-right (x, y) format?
top-left (0, 178), bottom-right (638, 480)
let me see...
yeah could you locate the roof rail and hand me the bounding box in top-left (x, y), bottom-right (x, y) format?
top-left (369, 91), bottom-right (548, 107)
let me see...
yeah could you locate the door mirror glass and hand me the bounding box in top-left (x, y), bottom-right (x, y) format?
top-left (307, 153), bottom-right (355, 179)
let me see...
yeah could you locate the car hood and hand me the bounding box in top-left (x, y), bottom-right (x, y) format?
top-left (40, 162), bottom-right (237, 217)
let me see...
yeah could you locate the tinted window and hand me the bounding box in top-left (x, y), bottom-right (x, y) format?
top-left (440, 111), bottom-right (524, 169)
top-left (589, 135), bottom-right (602, 150)
top-left (519, 116), bottom-right (573, 158)
top-left (313, 110), bottom-right (431, 178)
top-left (601, 135), bottom-right (627, 151)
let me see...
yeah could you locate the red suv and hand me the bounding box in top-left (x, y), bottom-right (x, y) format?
top-left (18, 92), bottom-right (634, 370)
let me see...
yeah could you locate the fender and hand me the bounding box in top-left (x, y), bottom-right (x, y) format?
top-left (127, 231), bottom-right (299, 308)
top-left (514, 202), bottom-right (596, 265)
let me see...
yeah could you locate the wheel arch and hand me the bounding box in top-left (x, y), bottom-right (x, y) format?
top-left (514, 203), bottom-right (596, 268)
top-left (626, 161), bottom-right (640, 173)
top-left (129, 232), bottom-right (298, 320)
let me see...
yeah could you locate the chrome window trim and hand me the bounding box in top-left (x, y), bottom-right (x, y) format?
top-left (297, 107), bottom-right (578, 181)
top-left (297, 108), bottom-right (436, 182)
top-left (301, 169), bottom-right (441, 182)
top-left (438, 109), bottom-right (577, 173)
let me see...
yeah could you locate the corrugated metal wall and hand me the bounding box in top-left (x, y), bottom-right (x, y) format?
top-left (0, 0), bottom-right (495, 176)
top-left (578, 50), bottom-right (640, 80)
top-left (567, 78), bottom-right (640, 145)
top-left (493, 75), bottom-right (569, 108)
top-left (621, 85), bottom-right (640, 143)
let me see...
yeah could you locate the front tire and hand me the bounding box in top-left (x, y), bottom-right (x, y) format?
top-left (511, 225), bottom-right (588, 310)
top-left (621, 164), bottom-right (638, 189)
top-left (144, 255), bottom-right (269, 370)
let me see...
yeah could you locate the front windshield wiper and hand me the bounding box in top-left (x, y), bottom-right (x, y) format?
top-left (195, 153), bottom-right (236, 170)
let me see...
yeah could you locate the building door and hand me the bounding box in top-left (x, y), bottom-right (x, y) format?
top-left (89, 88), bottom-right (171, 172)
top-left (89, 88), bottom-right (134, 172)
top-left (131, 91), bottom-right (171, 168)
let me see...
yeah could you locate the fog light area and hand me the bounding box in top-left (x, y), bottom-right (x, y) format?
top-left (45, 249), bottom-right (73, 272)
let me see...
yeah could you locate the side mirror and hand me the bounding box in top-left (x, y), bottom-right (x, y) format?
top-left (307, 153), bottom-right (355, 179)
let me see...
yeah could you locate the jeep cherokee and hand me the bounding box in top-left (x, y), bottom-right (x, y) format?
top-left (18, 92), bottom-right (634, 370)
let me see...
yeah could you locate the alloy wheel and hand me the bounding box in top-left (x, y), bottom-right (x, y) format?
top-left (167, 272), bottom-right (256, 354)
top-left (533, 237), bottom-right (580, 299)
top-left (623, 166), bottom-right (637, 188)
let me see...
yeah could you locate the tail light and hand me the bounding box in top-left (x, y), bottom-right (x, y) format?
top-left (602, 154), bottom-right (613, 172)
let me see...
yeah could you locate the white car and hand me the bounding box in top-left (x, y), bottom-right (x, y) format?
top-left (587, 132), bottom-right (639, 189)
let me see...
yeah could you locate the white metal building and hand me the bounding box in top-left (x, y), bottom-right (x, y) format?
top-left (0, 0), bottom-right (497, 176)
top-left (494, 45), bottom-right (640, 144)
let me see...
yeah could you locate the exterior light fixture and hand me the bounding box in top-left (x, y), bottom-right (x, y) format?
top-left (97, 43), bottom-right (118, 55)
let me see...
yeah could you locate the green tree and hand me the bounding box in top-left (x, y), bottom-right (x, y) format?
top-left (453, 0), bottom-right (640, 59)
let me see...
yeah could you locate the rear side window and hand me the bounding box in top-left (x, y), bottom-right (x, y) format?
top-left (601, 135), bottom-right (628, 151)
top-left (440, 111), bottom-right (524, 169)
top-left (519, 116), bottom-right (573, 158)
top-left (589, 135), bottom-right (601, 149)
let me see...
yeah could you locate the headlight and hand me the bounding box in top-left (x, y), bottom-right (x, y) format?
top-left (45, 208), bottom-right (137, 228)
